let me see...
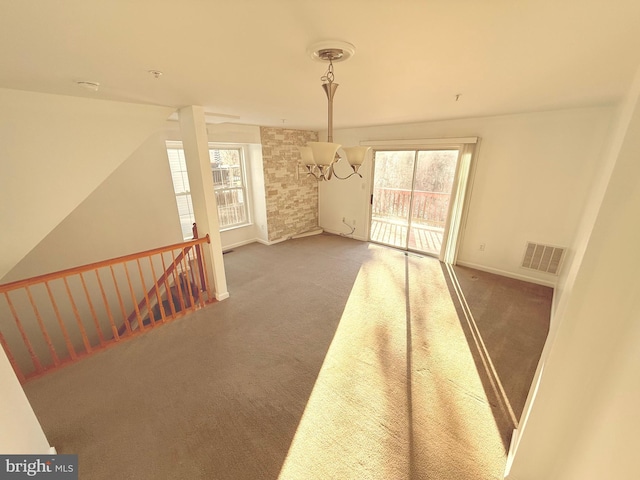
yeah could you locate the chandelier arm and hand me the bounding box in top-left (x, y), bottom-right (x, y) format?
top-left (331, 169), bottom-right (362, 180)
top-left (304, 42), bottom-right (369, 181)
top-left (318, 165), bottom-right (330, 181)
top-left (304, 165), bottom-right (322, 181)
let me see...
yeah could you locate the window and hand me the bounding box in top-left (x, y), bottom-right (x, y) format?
top-left (166, 142), bottom-right (195, 239)
top-left (166, 142), bottom-right (251, 238)
top-left (209, 147), bottom-right (250, 230)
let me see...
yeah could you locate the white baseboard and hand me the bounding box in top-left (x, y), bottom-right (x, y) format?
top-left (231, 237), bottom-right (289, 251)
top-left (254, 231), bottom-right (368, 245)
top-left (215, 291), bottom-right (230, 301)
top-left (266, 236), bottom-right (289, 245)
top-left (502, 428), bottom-right (519, 479)
top-left (321, 228), bottom-right (367, 242)
top-left (223, 238), bottom-right (261, 251)
top-left (456, 261), bottom-right (557, 288)
top-left (291, 228), bottom-right (323, 239)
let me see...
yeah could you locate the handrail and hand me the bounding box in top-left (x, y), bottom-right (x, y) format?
top-left (0, 236), bottom-right (210, 293)
top-left (116, 243), bottom-right (201, 337)
top-left (0, 229), bottom-right (215, 383)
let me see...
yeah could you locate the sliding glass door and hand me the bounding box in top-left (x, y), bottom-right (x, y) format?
top-left (370, 149), bottom-right (459, 256)
top-left (369, 151), bottom-right (415, 251)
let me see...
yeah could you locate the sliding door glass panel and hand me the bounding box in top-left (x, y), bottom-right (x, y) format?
top-left (408, 150), bottom-right (459, 255)
top-left (370, 151), bottom-right (416, 249)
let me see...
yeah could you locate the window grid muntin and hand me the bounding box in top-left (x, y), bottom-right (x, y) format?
top-left (210, 147), bottom-right (250, 229)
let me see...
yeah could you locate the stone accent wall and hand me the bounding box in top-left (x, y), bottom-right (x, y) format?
top-left (260, 127), bottom-right (319, 242)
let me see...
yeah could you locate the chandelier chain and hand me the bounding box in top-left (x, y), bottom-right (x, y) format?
top-left (321, 59), bottom-right (335, 84)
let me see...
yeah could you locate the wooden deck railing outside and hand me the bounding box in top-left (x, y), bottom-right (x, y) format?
top-left (0, 230), bottom-right (214, 383)
top-left (215, 192), bottom-right (247, 227)
top-left (372, 187), bottom-right (451, 228)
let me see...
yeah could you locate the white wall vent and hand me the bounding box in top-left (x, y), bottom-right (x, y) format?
top-left (521, 242), bottom-right (566, 275)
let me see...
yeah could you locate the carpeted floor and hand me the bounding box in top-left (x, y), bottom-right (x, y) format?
top-left (23, 234), bottom-right (551, 479)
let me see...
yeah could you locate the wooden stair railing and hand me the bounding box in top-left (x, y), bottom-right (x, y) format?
top-left (0, 229), bottom-right (215, 383)
top-left (117, 224), bottom-right (206, 336)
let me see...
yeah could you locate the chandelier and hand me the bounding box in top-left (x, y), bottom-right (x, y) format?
top-left (299, 41), bottom-right (370, 181)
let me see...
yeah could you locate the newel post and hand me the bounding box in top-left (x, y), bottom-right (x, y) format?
top-left (192, 223), bottom-right (207, 292)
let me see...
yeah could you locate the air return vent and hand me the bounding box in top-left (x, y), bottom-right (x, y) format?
top-left (521, 242), bottom-right (566, 275)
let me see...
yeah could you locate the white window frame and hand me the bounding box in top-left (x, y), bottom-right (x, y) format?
top-left (166, 141), bottom-right (196, 240)
top-left (209, 145), bottom-right (252, 231)
top-left (165, 141), bottom-right (252, 239)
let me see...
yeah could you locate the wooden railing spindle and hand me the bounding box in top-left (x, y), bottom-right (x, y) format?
top-left (62, 277), bottom-right (92, 354)
top-left (20, 288), bottom-right (60, 368)
top-left (180, 250), bottom-right (195, 310)
top-left (148, 256), bottom-right (166, 323)
top-left (123, 248), bottom-right (188, 330)
top-left (160, 253), bottom-right (177, 319)
top-left (0, 233), bottom-right (215, 383)
top-left (123, 263), bottom-right (144, 332)
top-left (43, 282), bottom-right (77, 361)
top-left (95, 270), bottom-right (119, 341)
top-left (185, 250), bottom-right (199, 308)
top-left (80, 272), bottom-right (105, 346)
top-left (136, 259), bottom-right (155, 327)
top-left (170, 250), bottom-right (187, 313)
top-left (4, 291), bottom-right (44, 373)
top-left (110, 265), bottom-right (131, 335)
top-left (187, 250), bottom-right (205, 308)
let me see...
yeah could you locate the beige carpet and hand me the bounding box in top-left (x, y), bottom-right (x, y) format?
top-left (279, 247), bottom-right (507, 479)
top-left (23, 234), bottom-right (551, 479)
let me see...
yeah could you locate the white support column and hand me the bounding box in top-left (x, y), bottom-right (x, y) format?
top-left (178, 106), bottom-right (229, 300)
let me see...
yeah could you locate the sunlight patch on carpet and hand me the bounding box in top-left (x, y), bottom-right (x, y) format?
top-left (445, 263), bottom-right (519, 428)
top-left (278, 246), bottom-right (507, 480)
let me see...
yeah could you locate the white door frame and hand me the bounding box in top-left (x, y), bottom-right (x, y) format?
top-left (364, 137), bottom-right (479, 264)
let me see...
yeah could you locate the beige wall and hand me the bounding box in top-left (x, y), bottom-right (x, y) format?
top-left (320, 106), bottom-right (613, 286)
top-left (2, 131), bottom-right (182, 283)
top-left (2, 115), bottom-right (273, 288)
top-left (506, 68), bottom-right (640, 479)
top-left (0, 88), bottom-right (174, 281)
top-left (0, 130), bottom-right (185, 375)
top-left (260, 127), bottom-right (319, 242)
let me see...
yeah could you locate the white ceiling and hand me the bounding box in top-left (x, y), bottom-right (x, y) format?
top-left (1, 0), bottom-right (639, 130)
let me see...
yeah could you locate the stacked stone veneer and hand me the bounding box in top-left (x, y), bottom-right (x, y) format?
top-left (260, 127), bottom-right (319, 242)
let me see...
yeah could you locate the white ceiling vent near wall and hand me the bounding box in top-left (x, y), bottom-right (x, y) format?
top-left (521, 242), bottom-right (566, 275)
